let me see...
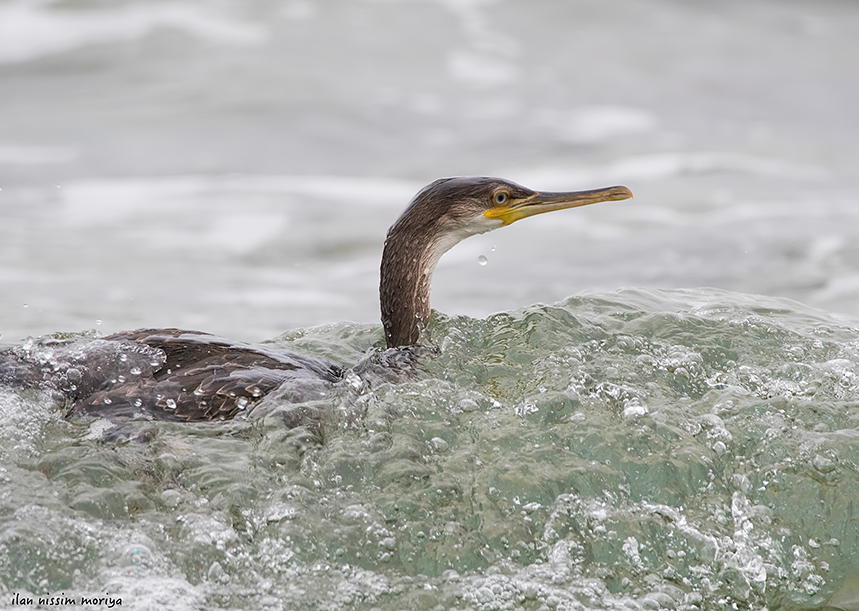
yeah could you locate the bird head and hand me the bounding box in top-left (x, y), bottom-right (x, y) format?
top-left (388, 176), bottom-right (632, 248)
top-left (380, 176), bottom-right (633, 348)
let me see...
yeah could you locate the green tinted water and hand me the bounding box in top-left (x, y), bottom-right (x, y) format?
top-left (3, 288), bottom-right (859, 610)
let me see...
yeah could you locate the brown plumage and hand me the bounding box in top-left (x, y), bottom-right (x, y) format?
top-left (74, 329), bottom-right (343, 421)
top-left (1, 177), bottom-right (631, 421)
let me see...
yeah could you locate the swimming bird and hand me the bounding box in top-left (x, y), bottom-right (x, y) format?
top-left (0, 177), bottom-right (631, 421)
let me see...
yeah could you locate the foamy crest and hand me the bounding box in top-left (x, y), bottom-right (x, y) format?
top-left (0, 0), bottom-right (267, 64)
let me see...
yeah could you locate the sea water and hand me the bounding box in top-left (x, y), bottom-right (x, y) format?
top-left (4, 289), bottom-right (859, 610)
top-left (2, 0), bottom-right (859, 609)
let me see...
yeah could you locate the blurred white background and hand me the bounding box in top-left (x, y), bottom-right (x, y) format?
top-left (1, 0), bottom-right (857, 341)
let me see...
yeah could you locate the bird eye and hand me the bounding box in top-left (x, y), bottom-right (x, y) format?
top-left (493, 192), bottom-right (508, 205)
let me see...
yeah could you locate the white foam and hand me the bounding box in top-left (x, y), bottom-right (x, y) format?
top-left (533, 106), bottom-right (657, 144)
top-left (218, 174), bottom-right (420, 207)
top-left (99, 575), bottom-right (203, 611)
top-left (815, 273), bottom-right (859, 302)
top-left (447, 50), bottom-right (519, 87)
top-left (0, 0), bottom-right (267, 64)
top-left (201, 212), bottom-right (288, 255)
top-left (509, 151), bottom-right (830, 190)
top-left (0, 143), bottom-right (78, 165)
top-left (82, 417), bottom-right (117, 441)
top-left (0, 389), bottom-right (56, 460)
top-left (58, 174), bottom-right (421, 228)
top-left (59, 176), bottom-right (210, 227)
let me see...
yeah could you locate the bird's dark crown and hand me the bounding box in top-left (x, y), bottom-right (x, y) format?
top-left (380, 176), bottom-right (633, 348)
top-left (387, 177), bottom-right (535, 237)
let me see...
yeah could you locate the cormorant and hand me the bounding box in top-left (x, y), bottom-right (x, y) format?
top-left (0, 177), bottom-right (632, 421)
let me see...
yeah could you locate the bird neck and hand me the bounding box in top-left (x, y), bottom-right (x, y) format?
top-left (379, 226), bottom-right (442, 348)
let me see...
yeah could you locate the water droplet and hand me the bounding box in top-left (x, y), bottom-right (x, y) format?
top-left (160, 489), bottom-right (181, 508)
top-left (491, 244), bottom-right (496, 252)
top-left (236, 397), bottom-right (249, 409)
top-left (430, 437), bottom-right (449, 452)
top-left (250, 386), bottom-right (261, 397)
top-left (459, 398), bottom-right (479, 411)
top-left (95, 319), bottom-right (102, 326)
top-left (119, 353), bottom-right (128, 362)
top-left (130, 367), bottom-right (142, 375)
top-left (134, 398), bottom-right (143, 407)
top-left (812, 454), bottom-right (836, 473)
top-left (478, 255), bottom-right (488, 266)
top-left (165, 398), bottom-right (177, 410)
top-left (103, 397), bottom-right (112, 404)
top-left (22, 303), bottom-right (28, 308)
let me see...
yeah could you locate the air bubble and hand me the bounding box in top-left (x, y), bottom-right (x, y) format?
top-left (459, 398), bottom-right (479, 411)
top-left (478, 255), bottom-right (488, 266)
top-left (237, 397), bottom-right (249, 409)
top-left (430, 437), bottom-right (449, 452)
top-left (812, 454), bottom-right (836, 473)
top-left (165, 399), bottom-right (177, 410)
top-left (130, 367), bottom-right (142, 375)
top-left (161, 489), bottom-right (181, 508)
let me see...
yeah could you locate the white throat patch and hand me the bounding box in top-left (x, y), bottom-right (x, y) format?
top-left (423, 216), bottom-right (504, 276)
